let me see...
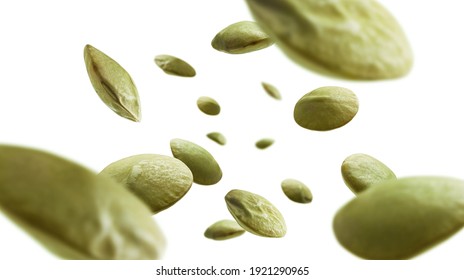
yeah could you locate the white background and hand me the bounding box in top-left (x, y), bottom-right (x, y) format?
top-left (1, 0), bottom-right (464, 278)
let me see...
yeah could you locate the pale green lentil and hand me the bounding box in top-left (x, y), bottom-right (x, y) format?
top-left (244, 0), bottom-right (413, 80)
top-left (170, 138), bottom-right (222, 185)
top-left (211, 21), bottom-right (274, 54)
top-left (197, 96), bottom-right (221, 116)
top-left (294, 86), bottom-right (359, 131)
top-left (225, 189), bottom-right (286, 237)
top-left (255, 138), bottom-right (274, 149)
top-left (154, 54), bottom-right (196, 77)
top-left (99, 154), bottom-right (193, 214)
top-left (281, 178), bottom-right (312, 203)
top-left (84, 44), bottom-right (141, 122)
top-left (261, 82), bottom-right (281, 100)
top-left (0, 145), bottom-right (165, 260)
top-left (204, 219), bottom-right (245, 241)
top-left (333, 176), bottom-right (464, 259)
top-left (341, 153), bottom-right (396, 194)
top-left (207, 132), bottom-right (227, 146)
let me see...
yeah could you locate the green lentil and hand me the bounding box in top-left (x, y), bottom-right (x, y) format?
top-left (207, 132), bottom-right (227, 146)
top-left (281, 178), bottom-right (313, 203)
top-left (197, 96), bottom-right (221, 116)
top-left (84, 44), bottom-right (141, 122)
top-left (154, 54), bottom-right (196, 77)
top-left (211, 21), bottom-right (274, 54)
top-left (261, 82), bottom-right (281, 100)
top-left (244, 0), bottom-right (413, 79)
top-left (0, 145), bottom-right (165, 259)
top-left (294, 86), bottom-right (359, 131)
top-left (99, 154), bottom-right (193, 214)
top-left (204, 219), bottom-right (245, 240)
top-left (333, 176), bottom-right (464, 259)
top-left (255, 138), bottom-right (274, 149)
top-left (341, 153), bottom-right (396, 194)
top-left (170, 138), bottom-right (222, 185)
top-left (225, 189), bottom-right (286, 237)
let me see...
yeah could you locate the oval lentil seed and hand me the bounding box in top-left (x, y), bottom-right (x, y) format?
top-left (255, 138), bottom-right (274, 149)
top-left (84, 44), bottom-right (141, 122)
top-left (293, 86), bottom-right (359, 131)
top-left (204, 219), bottom-right (245, 241)
top-left (0, 145), bottom-right (165, 260)
top-left (341, 153), bottom-right (396, 194)
top-left (170, 138), bottom-right (222, 185)
top-left (244, 0), bottom-right (413, 80)
top-left (197, 96), bottom-right (221, 116)
top-left (281, 178), bottom-right (313, 203)
top-left (99, 154), bottom-right (193, 214)
top-left (207, 132), bottom-right (227, 146)
top-left (211, 21), bottom-right (274, 54)
top-left (261, 82), bottom-right (281, 100)
top-left (225, 189), bottom-right (286, 237)
top-left (333, 176), bottom-right (464, 259)
top-left (154, 54), bottom-right (196, 77)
